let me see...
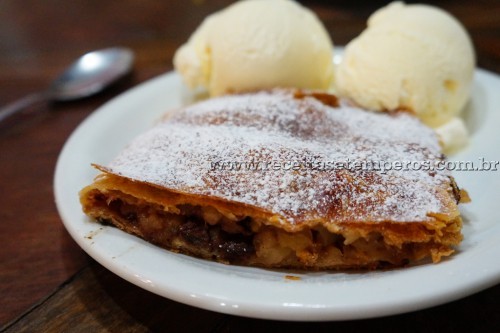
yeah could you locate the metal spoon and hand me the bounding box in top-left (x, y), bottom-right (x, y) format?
top-left (0, 47), bottom-right (134, 122)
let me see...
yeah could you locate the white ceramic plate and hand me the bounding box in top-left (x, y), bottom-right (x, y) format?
top-left (55, 66), bottom-right (500, 321)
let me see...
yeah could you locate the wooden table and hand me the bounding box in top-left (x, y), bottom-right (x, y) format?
top-left (1, 1), bottom-right (498, 331)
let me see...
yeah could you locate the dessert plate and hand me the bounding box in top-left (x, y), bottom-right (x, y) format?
top-left (55, 65), bottom-right (500, 321)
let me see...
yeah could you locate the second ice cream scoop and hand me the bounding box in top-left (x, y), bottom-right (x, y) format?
top-left (336, 2), bottom-right (475, 128)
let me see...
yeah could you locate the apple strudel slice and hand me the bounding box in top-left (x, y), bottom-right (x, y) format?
top-left (80, 90), bottom-right (468, 270)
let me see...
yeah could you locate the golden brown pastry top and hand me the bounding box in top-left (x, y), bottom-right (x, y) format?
top-left (98, 90), bottom-right (458, 227)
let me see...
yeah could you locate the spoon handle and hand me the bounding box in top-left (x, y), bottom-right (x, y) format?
top-left (0, 92), bottom-right (48, 123)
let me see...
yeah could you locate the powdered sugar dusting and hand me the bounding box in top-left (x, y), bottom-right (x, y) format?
top-left (106, 90), bottom-right (454, 225)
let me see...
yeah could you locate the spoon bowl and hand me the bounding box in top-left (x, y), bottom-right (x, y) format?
top-left (49, 48), bottom-right (134, 101)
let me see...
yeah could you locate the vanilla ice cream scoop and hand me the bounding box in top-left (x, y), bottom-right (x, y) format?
top-left (174, 0), bottom-right (334, 96)
top-left (336, 2), bottom-right (475, 128)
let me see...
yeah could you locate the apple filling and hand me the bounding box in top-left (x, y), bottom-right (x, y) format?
top-left (82, 187), bottom-right (459, 269)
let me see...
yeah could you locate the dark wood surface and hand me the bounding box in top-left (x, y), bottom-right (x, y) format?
top-left (0, 0), bottom-right (498, 331)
